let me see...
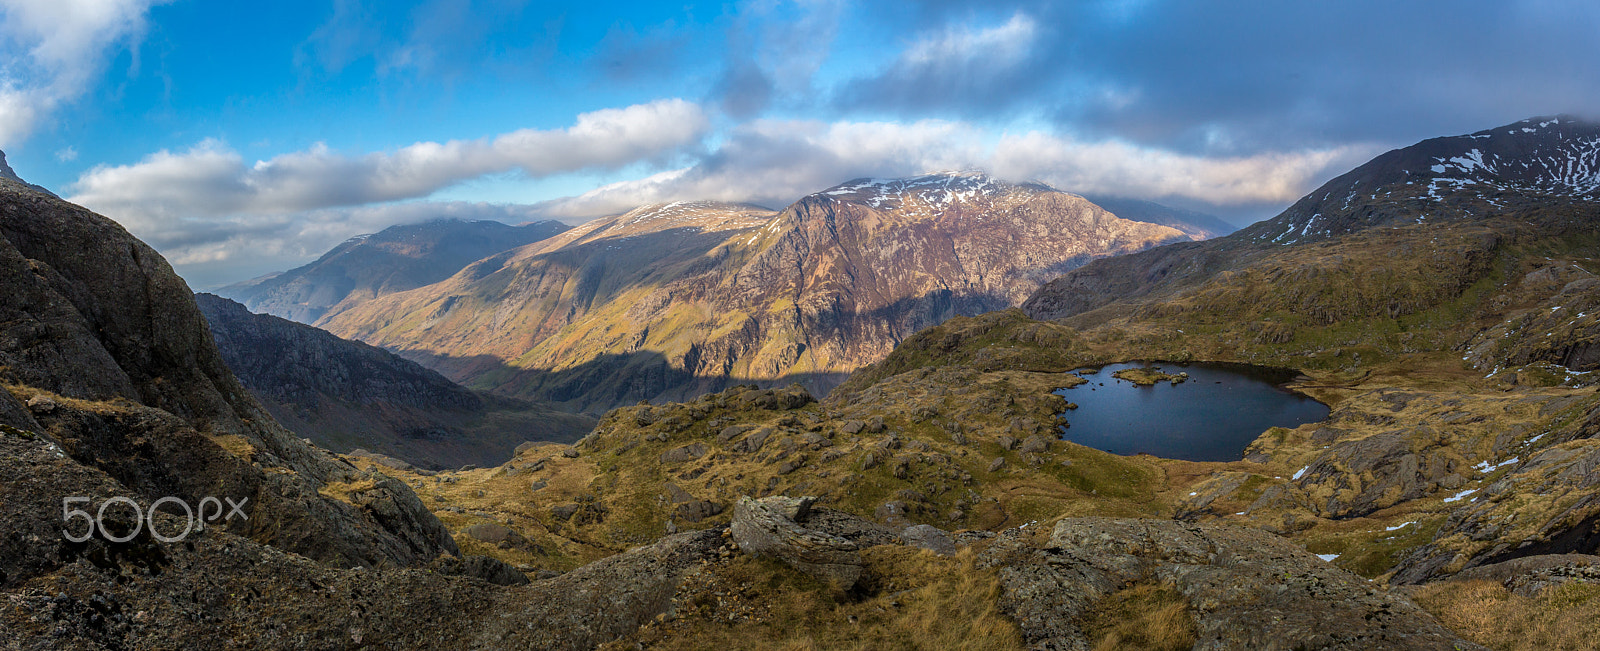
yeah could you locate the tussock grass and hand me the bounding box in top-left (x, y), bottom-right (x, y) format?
top-left (1413, 579), bottom-right (1600, 650)
top-left (614, 546), bottom-right (1024, 651)
top-left (1080, 582), bottom-right (1196, 651)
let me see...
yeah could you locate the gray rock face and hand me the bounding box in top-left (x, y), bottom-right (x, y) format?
top-left (901, 524), bottom-right (957, 556)
top-left (0, 177), bottom-right (457, 569)
top-left (730, 496), bottom-right (864, 590)
top-left (982, 518), bottom-right (1482, 651)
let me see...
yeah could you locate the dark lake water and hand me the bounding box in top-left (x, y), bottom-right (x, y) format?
top-left (1054, 362), bottom-right (1329, 462)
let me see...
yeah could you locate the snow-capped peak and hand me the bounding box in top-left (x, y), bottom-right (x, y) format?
top-left (818, 170), bottom-right (1051, 211)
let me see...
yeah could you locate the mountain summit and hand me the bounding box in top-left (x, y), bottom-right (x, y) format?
top-left (1244, 115), bottom-right (1600, 246)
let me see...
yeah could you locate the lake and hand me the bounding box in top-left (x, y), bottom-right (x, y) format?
top-left (1054, 361), bottom-right (1329, 462)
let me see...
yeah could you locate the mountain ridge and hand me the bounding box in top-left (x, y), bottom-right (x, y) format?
top-left (219, 217), bottom-right (571, 324)
top-left (321, 171), bottom-right (1197, 411)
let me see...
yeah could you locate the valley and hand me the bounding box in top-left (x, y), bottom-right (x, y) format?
top-left (3, 115), bottom-right (1600, 649)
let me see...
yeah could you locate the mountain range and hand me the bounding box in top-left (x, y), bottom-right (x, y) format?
top-left (313, 172), bottom-right (1219, 411)
top-left (7, 116), bottom-right (1600, 649)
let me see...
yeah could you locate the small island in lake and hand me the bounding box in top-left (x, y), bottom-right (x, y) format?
top-left (1112, 367), bottom-right (1189, 386)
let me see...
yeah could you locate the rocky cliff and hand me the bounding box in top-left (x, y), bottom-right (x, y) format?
top-left (196, 293), bottom-right (594, 470)
top-left (0, 164), bottom-right (458, 569)
top-left (321, 175), bottom-right (1191, 412)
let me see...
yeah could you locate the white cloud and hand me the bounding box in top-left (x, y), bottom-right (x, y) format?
top-left (64, 99), bottom-right (709, 287)
top-left (69, 98), bottom-right (708, 223)
top-left (533, 117), bottom-right (1375, 219)
top-left (989, 132), bottom-right (1381, 206)
top-left (0, 0), bottom-right (166, 146)
top-left (53, 145), bottom-right (76, 161)
top-left (534, 118), bottom-right (985, 217)
top-left (901, 12), bottom-right (1037, 71)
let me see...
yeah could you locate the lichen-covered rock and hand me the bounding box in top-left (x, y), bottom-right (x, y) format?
top-left (982, 518), bottom-right (1482, 651)
top-left (730, 496), bottom-right (863, 590)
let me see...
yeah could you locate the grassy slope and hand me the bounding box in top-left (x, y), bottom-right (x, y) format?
top-left (344, 207), bottom-right (1600, 648)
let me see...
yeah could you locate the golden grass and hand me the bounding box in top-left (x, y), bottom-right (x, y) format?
top-left (1413, 579), bottom-right (1600, 651)
top-left (611, 546), bottom-right (1025, 651)
top-left (317, 478), bottom-right (379, 504)
top-left (1081, 582), bottom-right (1196, 651)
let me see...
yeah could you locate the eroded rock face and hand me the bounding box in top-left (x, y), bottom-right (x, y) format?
top-left (1393, 439), bottom-right (1600, 583)
top-left (730, 496), bottom-right (864, 590)
top-left (982, 518), bottom-right (1481, 651)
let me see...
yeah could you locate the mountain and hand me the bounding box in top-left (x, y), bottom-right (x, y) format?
top-left (196, 293), bottom-right (594, 469)
top-left (1023, 114), bottom-right (1600, 326)
top-left (320, 174), bottom-right (1190, 411)
top-left (217, 217), bottom-right (570, 324)
top-left (0, 157), bottom-right (459, 572)
top-left (1080, 194), bottom-right (1237, 239)
top-left (0, 138), bottom-right (1516, 649)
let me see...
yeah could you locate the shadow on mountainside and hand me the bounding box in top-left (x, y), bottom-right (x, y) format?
top-left (391, 348), bottom-right (851, 416)
top-left (382, 284), bottom-right (1045, 415)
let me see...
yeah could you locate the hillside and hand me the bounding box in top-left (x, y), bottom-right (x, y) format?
top-left (321, 175), bottom-right (1192, 412)
top-left (196, 293), bottom-right (593, 469)
top-left (0, 122), bottom-right (1560, 648)
top-left (218, 217), bottom-right (570, 324)
top-left (335, 116), bottom-right (1600, 649)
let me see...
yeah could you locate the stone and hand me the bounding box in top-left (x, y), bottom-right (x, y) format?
top-left (24, 394), bottom-right (56, 414)
top-left (988, 457), bottom-right (1007, 472)
top-left (561, 449), bottom-right (581, 458)
top-left (996, 436), bottom-right (1019, 450)
top-left (675, 500), bottom-right (725, 522)
top-left (660, 442), bottom-right (708, 464)
top-left (982, 518), bottom-right (1481, 650)
top-left (730, 496), bottom-right (863, 590)
top-left (716, 425), bottom-right (751, 443)
top-left (901, 524), bottom-right (958, 556)
top-left (1019, 435), bottom-right (1051, 454)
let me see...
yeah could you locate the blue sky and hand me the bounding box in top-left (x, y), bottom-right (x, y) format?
top-left (1, 0), bottom-right (1597, 288)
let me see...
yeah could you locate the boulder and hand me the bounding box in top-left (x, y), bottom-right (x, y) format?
top-left (659, 442), bottom-right (708, 464)
top-left (901, 524), bottom-right (958, 556)
top-left (730, 496), bottom-right (863, 590)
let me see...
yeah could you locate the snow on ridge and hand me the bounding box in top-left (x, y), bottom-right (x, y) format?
top-left (819, 170), bottom-right (1036, 211)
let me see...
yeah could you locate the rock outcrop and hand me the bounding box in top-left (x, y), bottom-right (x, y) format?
top-left (984, 518), bottom-right (1482, 650)
top-left (730, 496), bottom-right (866, 590)
top-left (0, 168), bottom-right (457, 569)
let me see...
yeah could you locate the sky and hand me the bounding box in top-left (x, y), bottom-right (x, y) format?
top-left (1, 0), bottom-right (1597, 288)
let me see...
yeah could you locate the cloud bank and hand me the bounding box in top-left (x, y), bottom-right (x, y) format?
top-left (66, 99), bottom-right (709, 285)
top-left (531, 117), bottom-right (1377, 220)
